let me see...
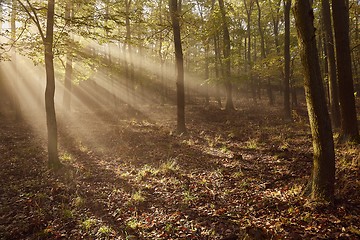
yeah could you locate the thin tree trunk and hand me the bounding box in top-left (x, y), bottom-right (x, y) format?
top-left (204, 42), bottom-right (210, 106)
top-left (284, 0), bottom-right (291, 119)
top-left (270, 0), bottom-right (281, 55)
top-left (255, 0), bottom-right (265, 59)
top-left (63, 0), bottom-right (73, 111)
top-left (158, 0), bottom-right (166, 104)
top-left (245, 0), bottom-right (255, 102)
top-left (294, 0), bottom-right (335, 202)
top-left (44, 0), bottom-right (60, 168)
top-left (125, 0), bottom-right (134, 106)
top-left (218, 0), bottom-right (234, 111)
top-left (332, 0), bottom-right (359, 142)
top-left (170, 0), bottom-right (186, 133)
top-left (11, 0), bottom-right (21, 120)
top-left (214, 35), bottom-right (222, 108)
top-left (321, 0), bottom-right (340, 129)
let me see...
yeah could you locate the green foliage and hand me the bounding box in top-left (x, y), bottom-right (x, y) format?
top-left (81, 218), bottom-right (97, 231)
top-left (160, 158), bottom-right (180, 174)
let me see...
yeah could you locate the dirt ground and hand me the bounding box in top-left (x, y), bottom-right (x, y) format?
top-left (0, 98), bottom-right (359, 239)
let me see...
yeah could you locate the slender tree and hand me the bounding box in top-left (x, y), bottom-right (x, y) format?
top-left (244, 0), bottom-right (256, 102)
top-left (218, 0), bottom-right (235, 110)
top-left (321, 0), bottom-right (340, 129)
top-left (332, 0), bottom-right (359, 142)
top-left (170, 0), bottom-right (186, 133)
top-left (17, 0), bottom-right (61, 168)
top-left (293, 0), bottom-right (335, 202)
top-left (283, 0), bottom-right (291, 119)
top-left (10, 0), bottom-right (21, 120)
top-left (63, 0), bottom-right (73, 111)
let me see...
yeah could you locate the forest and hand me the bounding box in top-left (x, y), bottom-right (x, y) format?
top-left (0, 0), bottom-right (359, 239)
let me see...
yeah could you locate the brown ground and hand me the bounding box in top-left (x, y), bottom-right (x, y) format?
top-left (0, 98), bottom-right (359, 239)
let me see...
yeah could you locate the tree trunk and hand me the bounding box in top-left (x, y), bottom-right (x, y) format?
top-left (255, 0), bottom-right (265, 59)
top-left (63, 0), bottom-right (73, 111)
top-left (125, 0), bottom-right (134, 106)
top-left (158, 0), bottom-right (166, 104)
top-left (218, 0), bottom-right (234, 111)
top-left (283, 0), bottom-right (291, 119)
top-left (11, 0), bottom-right (21, 121)
top-left (270, 0), bottom-right (281, 55)
top-left (214, 35), bottom-right (222, 108)
top-left (204, 42), bottom-right (210, 106)
top-left (170, 0), bottom-right (186, 133)
top-left (294, 0), bottom-right (335, 202)
top-left (45, 0), bottom-right (60, 168)
top-left (332, 0), bottom-right (359, 142)
top-left (321, 0), bottom-right (340, 129)
top-left (244, 0), bottom-right (255, 103)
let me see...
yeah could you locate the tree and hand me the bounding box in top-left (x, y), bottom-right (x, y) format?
top-left (283, 0), bottom-right (291, 119)
top-left (244, 0), bottom-right (255, 102)
top-left (9, 0), bottom-right (22, 121)
top-left (332, 0), bottom-right (359, 142)
top-left (17, 0), bottom-right (61, 168)
top-left (170, 0), bottom-right (186, 133)
top-left (63, 0), bottom-right (73, 111)
top-left (125, 0), bottom-right (135, 106)
top-left (218, 0), bottom-right (234, 111)
top-left (293, 0), bottom-right (335, 202)
top-left (321, 0), bottom-right (340, 129)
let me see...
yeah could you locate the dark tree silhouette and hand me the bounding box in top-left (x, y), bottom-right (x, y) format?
top-left (332, 0), bottom-right (359, 142)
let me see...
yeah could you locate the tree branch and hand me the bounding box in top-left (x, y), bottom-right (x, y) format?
top-left (17, 0), bottom-right (45, 42)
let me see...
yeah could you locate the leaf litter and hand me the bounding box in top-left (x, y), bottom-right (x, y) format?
top-left (0, 100), bottom-right (359, 239)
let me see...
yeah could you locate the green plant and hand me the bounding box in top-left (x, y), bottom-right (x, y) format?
top-left (183, 190), bottom-right (197, 203)
top-left (165, 223), bottom-right (174, 232)
top-left (62, 209), bottom-right (73, 219)
top-left (60, 152), bottom-right (73, 162)
top-left (81, 218), bottom-right (96, 231)
top-left (126, 218), bottom-right (140, 230)
top-left (160, 158), bottom-right (179, 174)
top-left (246, 139), bottom-right (258, 150)
top-left (131, 191), bottom-right (145, 203)
top-left (220, 145), bottom-right (230, 154)
top-left (232, 171), bottom-right (244, 179)
top-left (73, 196), bottom-right (84, 207)
top-left (137, 165), bottom-right (159, 180)
top-left (78, 142), bottom-right (89, 152)
top-left (97, 225), bottom-right (113, 236)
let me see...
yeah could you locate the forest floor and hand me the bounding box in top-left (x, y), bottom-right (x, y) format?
top-left (0, 98), bottom-right (359, 239)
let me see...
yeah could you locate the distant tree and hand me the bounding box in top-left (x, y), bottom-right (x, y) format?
top-left (321, 0), bottom-right (340, 129)
top-left (332, 0), bottom-right (359, 142)
top-left (170, 0), bottom-right (186, 133)
top-left (244, 0), bottom-right (255, 102)
top-left (10, 0), bottom-right (21, 121)
top-left (218, 0), bottom-right (234, 111)
top-left (293, 0), bottom-right (335, 202)
top-left (63, 0), bottom-right (73, 111)
top-left (125, 0), bottom-right (135, 105)
top-left (17, 0), bottom-right (61, 168)
top-left (283, 0), bottom-right (291, 119)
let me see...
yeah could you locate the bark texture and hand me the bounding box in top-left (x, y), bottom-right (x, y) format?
top-left (294, 0), bottom-right (335, 202)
